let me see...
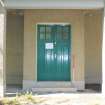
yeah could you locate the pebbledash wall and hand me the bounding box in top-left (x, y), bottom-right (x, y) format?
top-left (6, 9), bottom-right (103, 90)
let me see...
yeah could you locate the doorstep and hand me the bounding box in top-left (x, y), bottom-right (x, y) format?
top-left (32, 87), bottom-right (77, 93)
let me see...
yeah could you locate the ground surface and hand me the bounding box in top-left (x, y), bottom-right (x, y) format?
top-left (1, 94), bottom-right (105, 105)
top-left (4, 85), bottom-right (104, 105)
top-left (35, 94), bottom-right (105, 105)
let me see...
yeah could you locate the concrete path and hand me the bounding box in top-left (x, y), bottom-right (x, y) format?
top-left (35, 94), bottom-right (105, 105)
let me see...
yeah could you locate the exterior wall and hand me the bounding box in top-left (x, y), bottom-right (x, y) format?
top-left (5, 9), bottom-right (103, 89)
top-left (84, 10), bottom-right (103, 84)
top-left (6, 13), bottom-right (23, 85)
top-left (23, 9), bottom-right (85, 89)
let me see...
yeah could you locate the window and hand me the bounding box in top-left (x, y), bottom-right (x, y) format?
top-left (62, 26), bottom-right (69, 40)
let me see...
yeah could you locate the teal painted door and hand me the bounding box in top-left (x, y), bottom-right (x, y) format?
top-left (37, 24), bottom-right (71, 81)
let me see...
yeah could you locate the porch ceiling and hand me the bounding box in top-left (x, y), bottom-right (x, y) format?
top-left (3, 0), bottom-right (104, 9)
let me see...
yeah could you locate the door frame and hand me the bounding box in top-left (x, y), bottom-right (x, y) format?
top-left (36, 23), bottom-right (73, 82)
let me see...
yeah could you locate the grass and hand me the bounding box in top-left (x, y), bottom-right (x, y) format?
top-left (0, 92), bottom-right (44, 105)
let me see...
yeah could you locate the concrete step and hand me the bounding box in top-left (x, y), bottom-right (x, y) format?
top-left (32, 87), bottom-right (77, 93)
top-left (31, 82), bottom-right (73, 88)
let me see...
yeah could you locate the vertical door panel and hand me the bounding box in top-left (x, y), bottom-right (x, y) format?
top-left (37, 25), bottom-right (45, 80)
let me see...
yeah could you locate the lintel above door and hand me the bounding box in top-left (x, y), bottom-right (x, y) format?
top-left (4, 0), bottom-right (104, 9)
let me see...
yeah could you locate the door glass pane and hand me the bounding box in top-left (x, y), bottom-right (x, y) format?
top-left (46, 26), bottom-right (51, 40)
top-left (39, 26), bottom-right (45, 39)
top-left (62, 26), bottom-right (69, 40)
top-left (57, 26), bottom-right (63, 40)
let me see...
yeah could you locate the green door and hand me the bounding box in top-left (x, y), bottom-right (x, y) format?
top-left (37, 24), bottom-right (71, 81)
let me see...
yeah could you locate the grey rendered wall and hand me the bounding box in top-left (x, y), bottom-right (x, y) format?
top-left (85, 10), bottom-right (103, 84)
top-left (6, 13), bottom-right (23, 85)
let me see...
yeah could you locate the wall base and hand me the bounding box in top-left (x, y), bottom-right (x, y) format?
top-left (72, 81), bottom-right (85, 90)
top-left (23, 80), bottom-right (85, 91)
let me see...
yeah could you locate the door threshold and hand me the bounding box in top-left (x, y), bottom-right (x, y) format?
top-left (32, 87), bottom-right (77, 93)
top-left (32, 81), bottom-right (72, 88)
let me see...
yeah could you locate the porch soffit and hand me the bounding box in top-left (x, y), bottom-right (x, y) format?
top-left (3, 0), bottom-right (104, 9)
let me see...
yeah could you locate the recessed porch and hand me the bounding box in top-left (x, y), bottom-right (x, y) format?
top-left (5, 9), bottom-right (103, 94)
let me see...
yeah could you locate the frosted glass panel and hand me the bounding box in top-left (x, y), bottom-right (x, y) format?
top-left (46, 26), bottom-right (51, 40)
top-left (40, 27), bottom-right (45, 39)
